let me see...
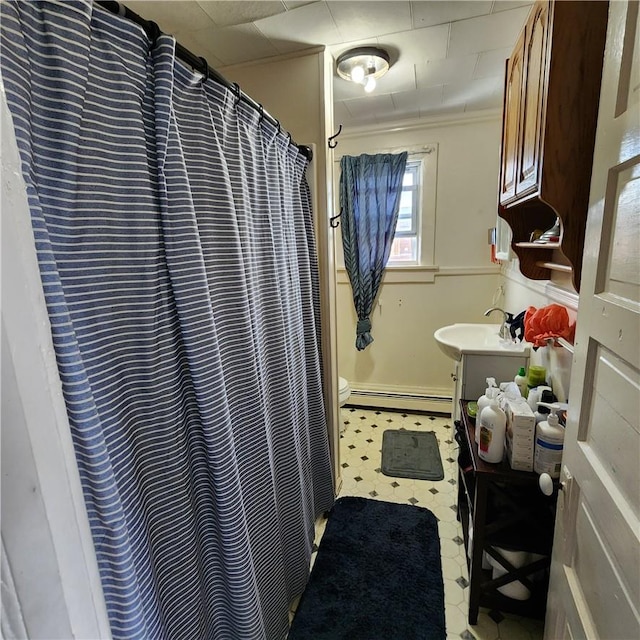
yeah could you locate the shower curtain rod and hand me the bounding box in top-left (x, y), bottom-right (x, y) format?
top-left (96, 0), bottom-right (313, 162)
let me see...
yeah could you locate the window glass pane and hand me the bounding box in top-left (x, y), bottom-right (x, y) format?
top-left (398, 190), bottom-right (413, 214)
top-left (402, 171), bottom-right (414, 187)
top-left (388, 236), bottom-right (417, 262)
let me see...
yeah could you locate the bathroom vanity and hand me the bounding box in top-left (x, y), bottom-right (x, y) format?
top-left (434, 323), bottom-right (530, 421)
top-left (451, 353), bottom-right (528, 421)
top-left (457, 400), bottom-right (557, 625)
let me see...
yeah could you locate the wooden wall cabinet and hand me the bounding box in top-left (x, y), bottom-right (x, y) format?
top-left (497, 0), bottom-right (609, 292)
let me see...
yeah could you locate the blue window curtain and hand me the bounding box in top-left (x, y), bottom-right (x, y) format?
top-left (340, 152), bottom-right (408, 350)
top-left (0, 2), bottom-right (334, 639)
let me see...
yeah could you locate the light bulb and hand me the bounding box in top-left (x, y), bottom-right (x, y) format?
top-left (351, 65), bottom-right (365, 84)
top-left (364, 75), bottom-right (376, 93)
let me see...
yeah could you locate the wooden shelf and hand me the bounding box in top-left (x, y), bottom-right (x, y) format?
top-left (515, 242), bottom-right (560, 249)
top-left (535, 261), bottom-right (572, 273)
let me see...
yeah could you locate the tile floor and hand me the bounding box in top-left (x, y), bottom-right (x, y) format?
top-left (301, 406), bottom-right (545, 640)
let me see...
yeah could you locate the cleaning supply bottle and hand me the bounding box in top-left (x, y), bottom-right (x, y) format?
top-left (534, 389), bottom-right (557, 424)
top-left (514, 367), bottom-right (528, 397)
top-left (526, 365), bottom-right (547, 397)
top-left (476, 378), bottom-right (498, 445)
top-left (527, 385), bottom-right (552, 413)
top-left (534, 403), bottom-right (565, 478)
top-left (478, 395), bottom-right (506, 463)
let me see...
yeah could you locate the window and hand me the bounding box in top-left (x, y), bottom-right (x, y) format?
top-left (388, 161), bottom-right (421, 265)
top-left (334, 143), bottom-right (437, 278)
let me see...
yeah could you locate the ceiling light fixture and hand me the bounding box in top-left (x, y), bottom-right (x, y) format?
top-left (336, 46), bottom-right (390, 94)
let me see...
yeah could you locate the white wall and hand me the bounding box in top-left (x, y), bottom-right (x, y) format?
top-left (333, 112), bottom-right (504, 412)
top-left (1, 86), bottom-right (111, 639)
top-left (501, 259), bottom-right (578, 404)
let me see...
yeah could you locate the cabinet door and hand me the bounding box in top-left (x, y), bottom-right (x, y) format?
top-left (499, 30), bottom-right (525, 205)
top-left (517, 1), bottom-right (549, 197)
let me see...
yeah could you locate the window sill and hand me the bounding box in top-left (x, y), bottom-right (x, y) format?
top-left (336, 265), bottom-right (501, 285)
top-left (337, 266), bottom-right (438, 284)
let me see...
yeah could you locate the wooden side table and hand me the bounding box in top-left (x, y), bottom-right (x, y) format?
top-left (456, 400), bottom-right (557, 624)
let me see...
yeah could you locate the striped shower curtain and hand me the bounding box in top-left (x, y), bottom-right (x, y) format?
top-left (0, 1), bottom-right (334, 639)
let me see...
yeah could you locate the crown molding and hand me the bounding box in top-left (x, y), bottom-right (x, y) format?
top-left (338, 108), bottom-right (502, 138)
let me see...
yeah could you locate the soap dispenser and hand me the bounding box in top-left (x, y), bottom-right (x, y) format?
top-left (476, 378), bottom-right (498, 445)
top-left (534, 402), bottom-right (565, 478)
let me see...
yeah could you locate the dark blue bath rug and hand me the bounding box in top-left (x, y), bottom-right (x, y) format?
top-left (288, 496), bottom-right (446, 640)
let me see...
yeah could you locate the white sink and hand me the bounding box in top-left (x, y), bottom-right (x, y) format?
top-left (434, 323), bottom-right (530, 361)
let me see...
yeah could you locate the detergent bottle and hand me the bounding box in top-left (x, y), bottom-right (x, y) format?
top-left (476, 378), bottom-right (498, 445)
top-left (534, 403), bottom-right (565, 478)
top-left (478, 395), bottom-right (506, 463)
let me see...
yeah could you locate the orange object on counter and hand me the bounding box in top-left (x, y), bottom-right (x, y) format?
top-left (524, 304), bottom-right (575, 347)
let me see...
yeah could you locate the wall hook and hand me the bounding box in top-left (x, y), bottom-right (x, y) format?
top-left (328, 124), bottom-right (343, 148)
top-left (329, 209), bottom-right (343, 228)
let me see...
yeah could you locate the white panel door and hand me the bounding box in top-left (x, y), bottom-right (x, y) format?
top-left (544, 2), bottom-right (640, 639)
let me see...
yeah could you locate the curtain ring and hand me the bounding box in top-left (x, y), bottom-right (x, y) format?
top-left (145, 21), bottom-right (161, 46)
top-left (258, 104), bottom-right (264, 124)
top-left (198, 57), bottom-right (209, 82)
top-left (232, 82), bottom-right (241, 107)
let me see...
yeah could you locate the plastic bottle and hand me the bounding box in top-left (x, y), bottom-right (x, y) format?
top-left (534, 403), bottom-right (565, 478)
top-left (534, 389), bottom-right (556, 424)
top-left (514, 367), bottom-right (528, 397)
top-left (478, 396), bottom-right (507, 463)
top-left (527, 385), bottom-right (552, 413)
top-left (526, 365), bottom-right (547, 397)
top-left (476, 378), bottom-right (498, 445)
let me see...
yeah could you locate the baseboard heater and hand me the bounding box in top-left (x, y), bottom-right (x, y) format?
top-left (348, 388), bottom-right (452, 414)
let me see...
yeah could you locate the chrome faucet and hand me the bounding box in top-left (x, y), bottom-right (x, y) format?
top-left (484, 307), bottom-right (511, 341)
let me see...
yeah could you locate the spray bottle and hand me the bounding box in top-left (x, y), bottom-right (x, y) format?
top-left (534, 402), bottom-right (565, 478)
top-left (476, 378), bottom-right (498, 445)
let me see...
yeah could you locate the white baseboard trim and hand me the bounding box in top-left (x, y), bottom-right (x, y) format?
top-left (346, 386), bottom-right (453, 415)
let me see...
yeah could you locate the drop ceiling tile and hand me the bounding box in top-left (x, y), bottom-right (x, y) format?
top-left (197, 1), bottom-right (286, 27)
top-left (474, 47), bottom-right (511, 79)
top-left (333, 100), bottom-right (356, 126)
top-left (416, 55), bottom-right (477, 89)
top-left (172, 30), bottom-right (224, 67)
top-left (442, 75), bottom-right (503, 108)
top-left (283, 1), bottom-right (318, 9)
top-left (327, 1), bottom-right (412, 42)
top-left (411, 1), bottom-right (492, 28)
top-left (339, 93), bottom-right (396, 120)
top-left (333, 76), bottom-right (369, 101)
top-left (381, 23), bottom-right (449, 65)
top-left (492, 1), bottom-right (533, 13)
top-left (448, 7), bottom-right (530, 57)
top-left (124, 1), bottom-right (215, 36)
top-left (378, 61), bottom-right (417, 94)
top-left (420, 102), bottom-right (465, 118)
top-left (188, 24), bottom-right (280, 65)
top-left (392, 85), bottom-right (443, 113)
top-left (464, 91), bottom-right (503, 112)
top-left (255, 2), bottom-right (343, 52)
